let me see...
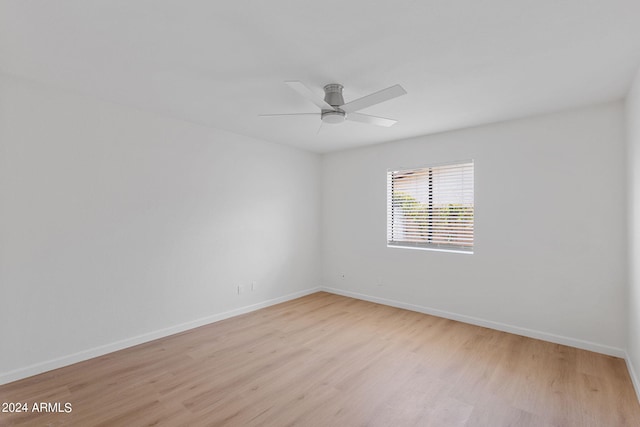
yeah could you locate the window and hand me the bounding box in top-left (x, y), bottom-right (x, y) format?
top-left (387, 161), bottom-right (474, 253)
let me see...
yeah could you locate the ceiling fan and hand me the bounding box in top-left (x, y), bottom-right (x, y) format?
top-left (260, 81), bottom-right (407, 128)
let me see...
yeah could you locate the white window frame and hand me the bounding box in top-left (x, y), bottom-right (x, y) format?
top-left (387, 160), bottom-right (474, 254)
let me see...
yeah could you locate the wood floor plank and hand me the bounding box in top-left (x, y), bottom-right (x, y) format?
top-left (1, 291), bottom-right (639, 426)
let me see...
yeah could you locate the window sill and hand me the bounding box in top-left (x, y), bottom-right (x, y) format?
top-left (387, 244), bottom-right (473, 255)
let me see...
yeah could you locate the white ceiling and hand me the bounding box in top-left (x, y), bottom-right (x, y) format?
top-left (2, 1), bottom-right (640, 153)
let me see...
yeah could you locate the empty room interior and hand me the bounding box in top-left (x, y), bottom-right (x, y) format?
top-left (3, 1), bottom-right (640, 426)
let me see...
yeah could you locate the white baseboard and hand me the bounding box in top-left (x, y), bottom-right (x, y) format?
top-left (322, 287), bottom-right (626, 358)
top-left (0, 287), bottom-right (321, 386)
top-left (625, 353), bottom-right (640, 403)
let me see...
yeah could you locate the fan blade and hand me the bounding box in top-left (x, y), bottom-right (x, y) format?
top-left (259, 113), bottom-right (319, 117)
top-left (341, 84), bottom-right (406, 113)
top-left (347, 112), bottom-right (397, 127)
top-left (285, 81), bottom-right (335, 110)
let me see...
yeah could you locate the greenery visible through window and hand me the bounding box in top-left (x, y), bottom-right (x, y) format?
top-left (387, 161), bottom-right (474, 253)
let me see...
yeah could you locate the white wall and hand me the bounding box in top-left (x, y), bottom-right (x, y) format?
top-left (0, 74), bottom-right (321, 383)
top-left (322, 102), bottom-right (627, 354)
top-left (627, 67), bottom-right (640, 394)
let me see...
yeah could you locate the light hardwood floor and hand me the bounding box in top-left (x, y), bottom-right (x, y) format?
top-left (1, 292), bottom-right (639, 426)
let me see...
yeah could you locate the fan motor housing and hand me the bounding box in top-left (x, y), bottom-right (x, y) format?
top-left (322, 83), bottom-right (346, 124)
top-left (323, 83), bottom-right (345, 107)
top-left (321, 108), bottom-right (346, 124)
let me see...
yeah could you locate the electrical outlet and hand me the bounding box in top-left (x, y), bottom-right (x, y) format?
top-left (251, 281), bottom-right (257, 291)
top-left (237, 284), bottom-right (245, 295)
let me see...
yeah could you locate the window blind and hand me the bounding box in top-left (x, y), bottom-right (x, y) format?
top-left (387, 161), bottom-right (474, 253)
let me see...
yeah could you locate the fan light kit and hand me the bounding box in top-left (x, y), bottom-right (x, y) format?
top-left (261, 81), bottom-right (407, 128)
